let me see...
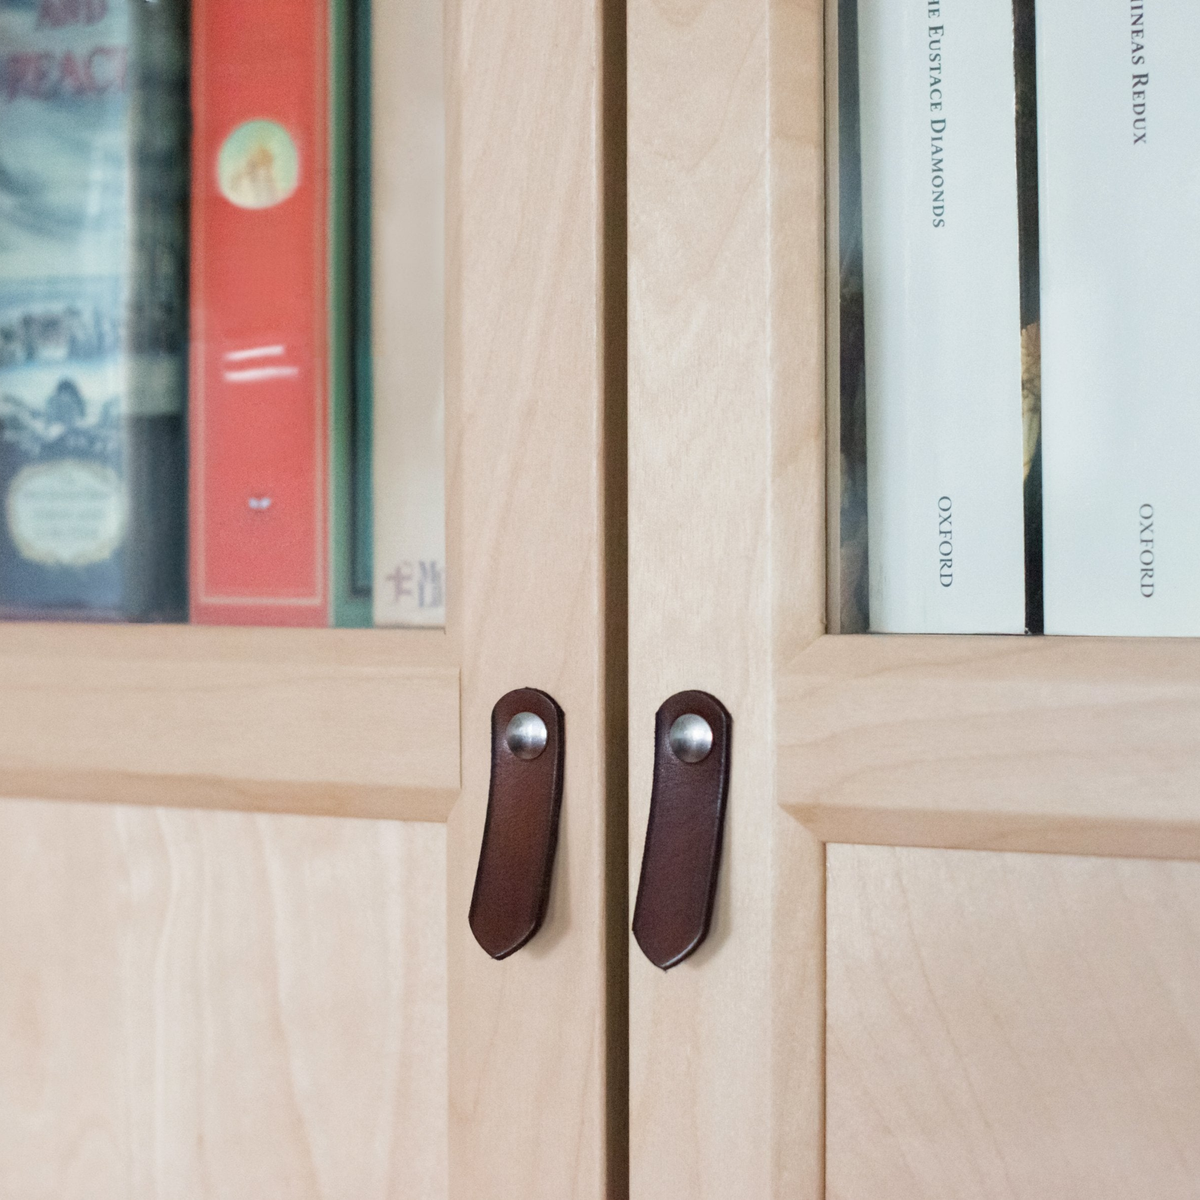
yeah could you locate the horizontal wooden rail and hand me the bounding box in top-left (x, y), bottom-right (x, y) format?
top-left (0, 624), bottom-right (460, 821)
top-left (779, 634), bottom-right (1200, 860)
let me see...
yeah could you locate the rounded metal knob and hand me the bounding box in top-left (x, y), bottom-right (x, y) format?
top-left (505, 711), bottom-right (548, 760)
top-left (668, 713), bottom-right (713, 764)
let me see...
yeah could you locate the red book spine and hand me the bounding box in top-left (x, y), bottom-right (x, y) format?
top-left (189, 0), bottom-right (329, 626)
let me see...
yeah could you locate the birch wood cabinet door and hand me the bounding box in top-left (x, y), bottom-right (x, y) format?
top-left (628, 1), bottom-right (1200, 1197)
top-left (0, 0), bottom-right (623, 1195)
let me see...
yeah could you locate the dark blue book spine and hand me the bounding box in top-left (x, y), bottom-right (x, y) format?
top-left (0, 0), bottom-right (188, 621)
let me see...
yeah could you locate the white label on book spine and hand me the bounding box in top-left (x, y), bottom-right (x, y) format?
top-left (1039, 0), bottom-right (1200, 635)
top-left (859, 0), bottom-right (1025, 633)
top-left (371, 0), bottom-right (446, 627)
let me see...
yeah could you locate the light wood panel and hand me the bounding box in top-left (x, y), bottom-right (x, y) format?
top-left (0, 624), bottom-right (458, 820)
top-left (627, 0), bottom-right (826, 1193)
top-left (0, 796), bottom-right (447, 1200)
top-left (446, 0), bottom-right (619, 1190)
top-left (827, 842), bottom-right (1200, 1200)
top-left (780, 634), bottom-right (1200, 860)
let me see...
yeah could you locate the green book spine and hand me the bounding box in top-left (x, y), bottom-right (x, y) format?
top-left (330, 0), bottom-right (373, 626)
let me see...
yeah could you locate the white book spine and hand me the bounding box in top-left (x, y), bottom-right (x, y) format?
top-left (860, 0), bottom-right (1026, 633)
top-left (371, 0), bottom-right (446, 627)
top-left (1039, 0), bottom-right (1200, 635)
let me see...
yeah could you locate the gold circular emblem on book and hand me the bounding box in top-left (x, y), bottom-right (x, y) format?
top-left (217, 119), bottom-right (300, 210)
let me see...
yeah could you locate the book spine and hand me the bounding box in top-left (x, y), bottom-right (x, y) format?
top-left (0, 0), bottom-right (188, 621)
top-left (859, 0), bottom-right (1025, 633)
top-left (189, 0), bottom-right (330, 626)
top-left (370, 0), bottom-right (445, 628)
top-left (1039, 0), bottom-right (1200, 635)
top-left (330, 0), bottom-right (371, 627)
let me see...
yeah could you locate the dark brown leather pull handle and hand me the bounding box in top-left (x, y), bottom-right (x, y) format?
top-left (632, 690), bottom-right (732, 970)
top-left (469, 687), bottom-right (565, 959)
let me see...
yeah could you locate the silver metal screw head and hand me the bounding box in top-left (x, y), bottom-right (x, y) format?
top-left (505, 711), bottom-right (548, 760)
top-left (668, 713), bottom-right (713, 764)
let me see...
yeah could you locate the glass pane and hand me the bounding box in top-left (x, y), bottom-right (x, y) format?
top-left (0, 0), bottom-right (188, 621)
top-left (0, 0), bottom-right (446, 627)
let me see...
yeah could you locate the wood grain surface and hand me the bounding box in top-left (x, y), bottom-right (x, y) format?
top-left (0, 624), bottom-right (458, 820)
top-left (0, 0), bottom-right (620, 1190)
top-left (627, 0), bottom-right (827, 1192)
top-left (0, 796), bottom-right (447, 1200)
top-left (781, 634), bottom-right (1200, 859)
top-left (827, 842), bottom-right (1200, 1200)
top-left (446, 0), bottom-right (620, 1190)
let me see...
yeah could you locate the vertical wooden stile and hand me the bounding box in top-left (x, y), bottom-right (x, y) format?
top-left (627, 0), bottom-right (827, 1194)
top-left (448, 0), bottom-right (620, 1190)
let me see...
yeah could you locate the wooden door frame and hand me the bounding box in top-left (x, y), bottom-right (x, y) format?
top-left (0, 0), bottom-right (623, 1192)
top-left (628, 0), bottom-right (826, 1195)
top-left (781, 634), bottom-right (1200, 862)
top-left (448, 0), bottom-right (624, 1191)
top-left (630, 1), bottom-right (1200, 1198)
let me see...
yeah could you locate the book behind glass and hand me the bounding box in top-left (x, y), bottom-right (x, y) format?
top-left (1038, 0), bottom-right (1200, 634)
top-left (188, 0), bottom-right (333, 626)
top-left (858, 0), bottom-right (1025, 632)
top-left (331, 0), bottom-right (371, 627)
top-left (0, 0), bottom-right (188, 621)
top-left (370, 0), bottom-right (444, 628)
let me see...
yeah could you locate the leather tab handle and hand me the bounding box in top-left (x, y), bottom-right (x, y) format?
top-left (632, 690), bottom-right (732, 970)
top-left (469, 688), bottom-right (565, 959)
